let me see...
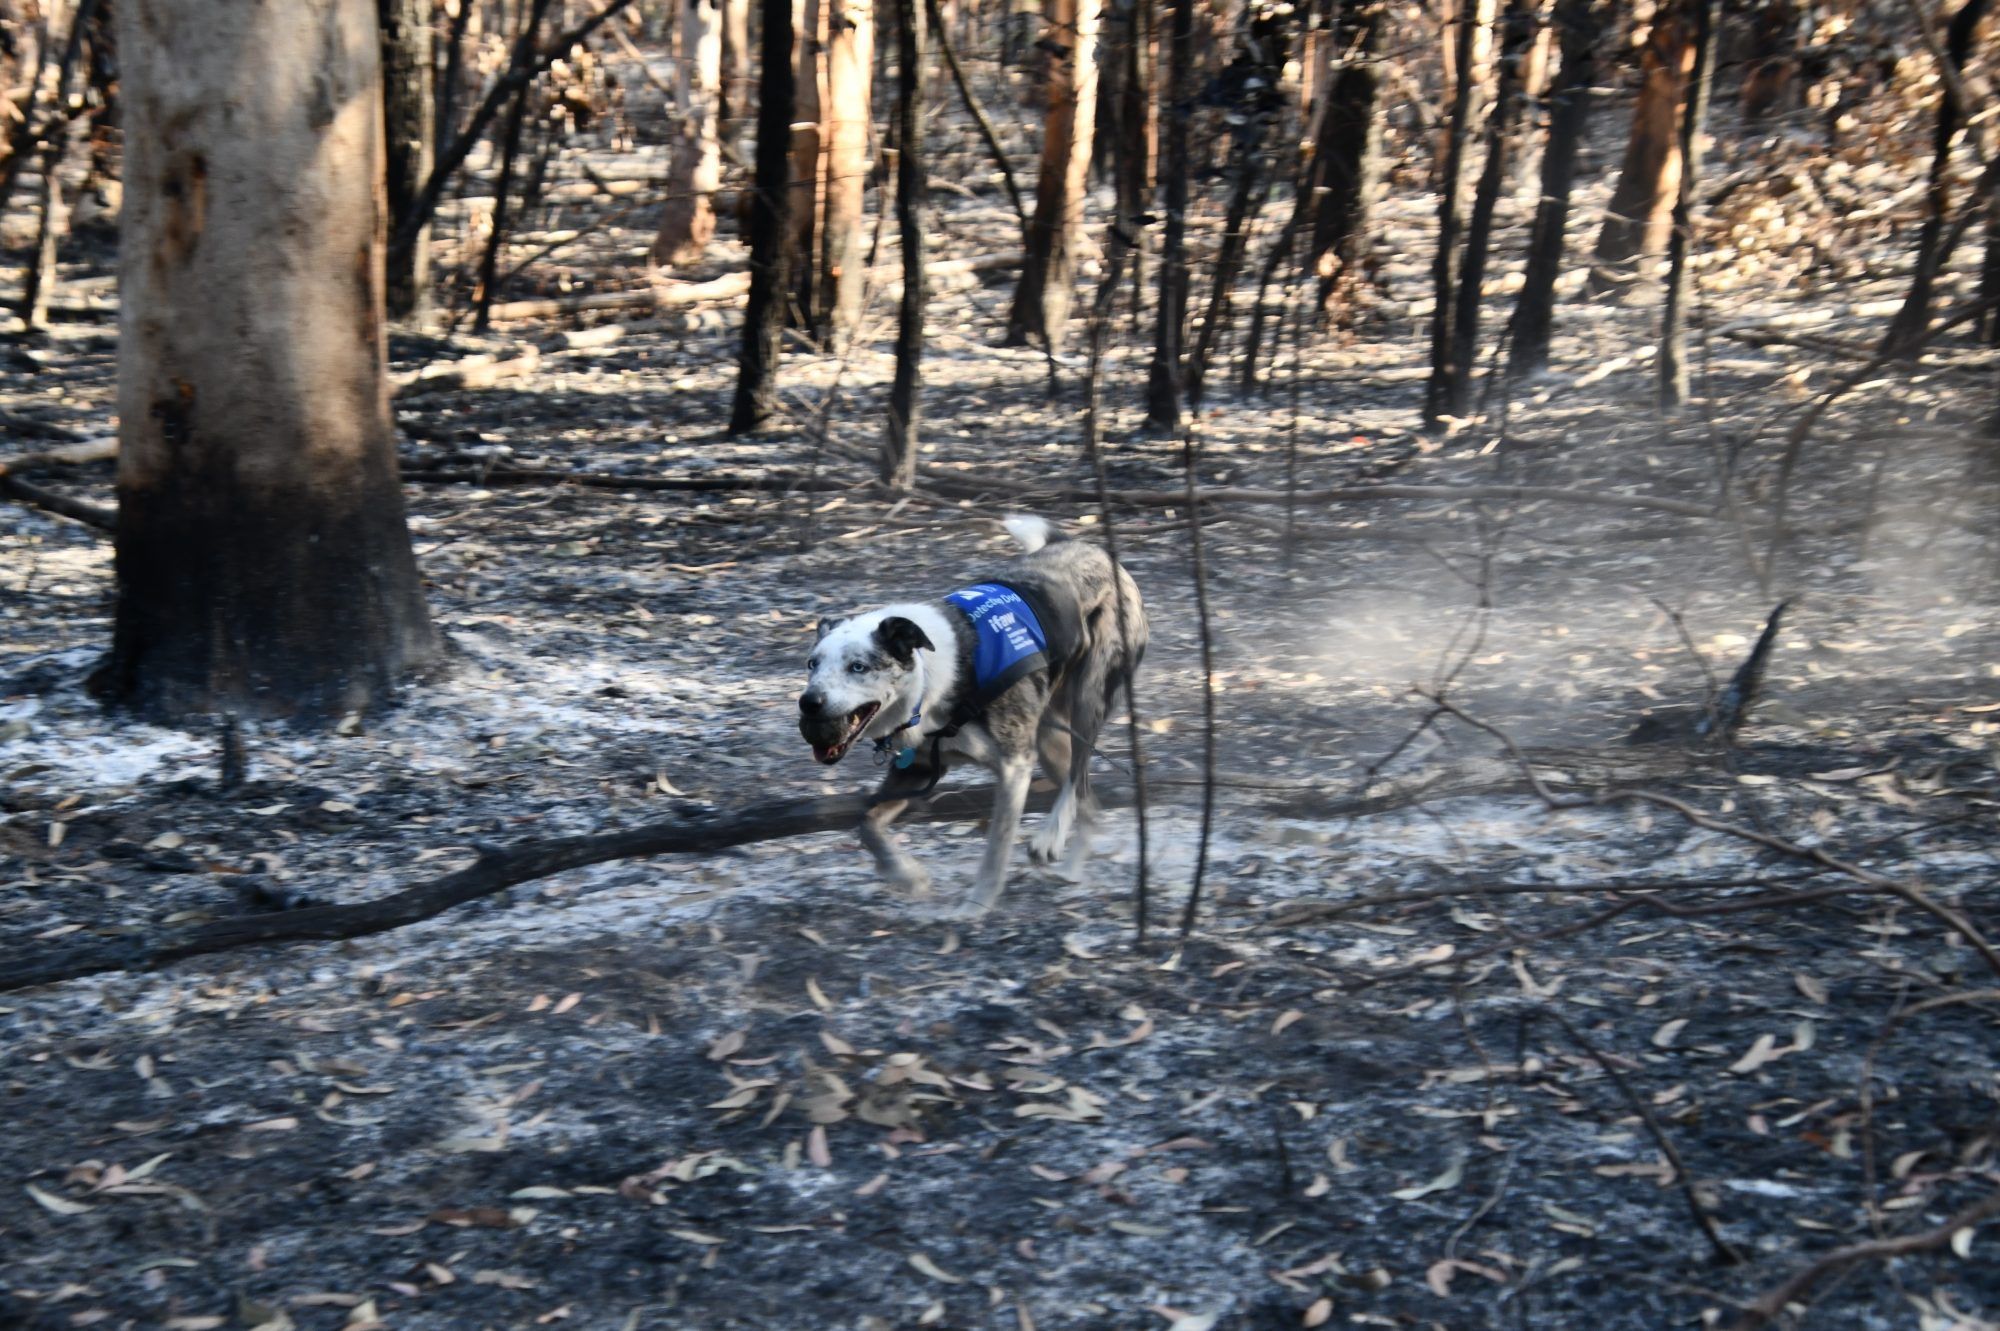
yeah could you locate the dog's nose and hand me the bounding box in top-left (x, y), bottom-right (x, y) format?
top-left (800, 691), bottom-right (823, 714)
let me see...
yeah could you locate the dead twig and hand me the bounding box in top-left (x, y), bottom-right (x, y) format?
top-left (1727, 1187), bottom-right (2000, 1330)
top-left (1545, 1006), bottom-right (1745, 1266)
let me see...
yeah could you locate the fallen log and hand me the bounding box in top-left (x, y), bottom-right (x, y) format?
top-left (0, 750), bottom-right (1595, 993)
top-left (0, 434), bottom-right (117, 476)
top-left (0, 473), bottom-right (116, 530)
top-left (391, 346), bottom-right (542, 398)
top-left (917, 469), bottom-right (1718, 519)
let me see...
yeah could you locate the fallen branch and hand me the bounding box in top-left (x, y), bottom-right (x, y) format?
top-left (1418, 691), bottom-right (2000, 983)
top-left (0, 754), bottom-right (1614, 992)
top-left (918, 470), bottom-right (1717, 519)
top-left (1728, 1187), bottom-right (2000, 1330)
top-left (1546, 1006), bottom-right (1744, 1266)
top-left (0, 473), bottom-right (115, 531)
top-left (0, 411), bottom-right (91, 446)
top-left (392, 346), bottom-right (543, 398)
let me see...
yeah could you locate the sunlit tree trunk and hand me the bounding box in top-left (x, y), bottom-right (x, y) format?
top-left (653, 0), bottom-right (724, 266)
top-left (819, 0), bottom-right (873, 339)
top-left (719, 0), bottom-right (752, 148)
top-left (100, 0), bottom-right (438, 724)
top-left (1004, 0), bottom-right (1101, 349)
top-left (1506, 0), bottom-right (1604, 378)
top-left (1591, 2), bottom-right (1691, 284)
top-left (379, 0), bottom-right (433, 319)
top-left (730, 0), bottom-right (797, 432)
top-left (789, 0), bottom-right (825, 321)
top-left (1657, 0), bottom-right (1716, 411)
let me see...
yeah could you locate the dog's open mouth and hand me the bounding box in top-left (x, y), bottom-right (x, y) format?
top-left (810, 702), bottom-right (880, 765)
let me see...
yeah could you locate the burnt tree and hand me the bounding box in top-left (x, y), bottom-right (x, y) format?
top-left (884, 0), bottom-right (925, 487)
top-left (1880, 0), bottom-right (1991, 359)
top-left (379, 0), bottom-right (433, 318)
top-left (730, 0), bottom-right (799, 433)
top-left (1421, 0), bottom-right (1483, 431)
top-left (1506, 0), bottom-right (1604, 379)
top-left (97, 0), bottom-right (439, 724)
top-left (819, 0), bottom-right (873, 340)
top-left (1305, 0), bottom-right (1387, 305)
top-left (1439, 0), bottom-right (1535, 418)
top-left (1143, 0), bottom-right (1194, 430)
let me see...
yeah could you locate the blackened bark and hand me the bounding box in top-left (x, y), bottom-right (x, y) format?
top-left (1144, 0), bottom-right (1194, 430)
top-left (100, 0), bottom-right (438, 726)
top-left (1422, 0), bottom-right (1481, 431)
top-left (1306, 0), bottom-right (1386, 305)
top-left (1656, 0), bottom-right (1717, 411)
top-left (1506, 0), bottom-right (1602, 379)
top-left (472, 73), bottom-right (538, 332)
top-left (729, 0), bottom-right (799, 434)
top-left (1440, 0), bottom-right (1535, 417)
top-left (1187, 3), bottom-right (1286, 407)
top-left (929, 0), bottom-right (1026, 234)
top-left (884, 0), bottom-right (925, 487)
top-left (380, 0), bottom-right (434, 319)
top-left (1880, 0), bottom-right (1991, 359)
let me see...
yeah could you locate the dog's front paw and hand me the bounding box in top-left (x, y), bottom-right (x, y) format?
top-left (940, 893), bottom-right (996, 921)
top-left (885, 862), bottom-right (934, 898)
top-left (1027, 823), bottom-right (1067, 865)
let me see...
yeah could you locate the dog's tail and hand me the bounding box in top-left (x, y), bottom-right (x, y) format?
top-left (1003, 513), bottom-right (1063, 553)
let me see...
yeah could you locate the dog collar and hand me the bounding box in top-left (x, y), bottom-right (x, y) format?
top-left (873, 656), bottom-right (927, 768)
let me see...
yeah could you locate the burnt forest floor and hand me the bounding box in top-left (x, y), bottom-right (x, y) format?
top-left (2, 72), bottom-right (2000, 1331)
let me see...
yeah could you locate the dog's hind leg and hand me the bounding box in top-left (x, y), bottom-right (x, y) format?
top-left (965, 753), bottom-right (1034, 914)
top-left (1029, 720), bottom-right (1077, 865)
top-left (860, 770), bottom-right (936, 897)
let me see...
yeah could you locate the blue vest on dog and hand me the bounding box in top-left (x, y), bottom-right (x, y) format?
top-left (945, 583), bottom-right (1051, 704)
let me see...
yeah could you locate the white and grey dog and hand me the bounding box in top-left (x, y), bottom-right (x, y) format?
top-left (798, 516), bottom-right (1147, 914)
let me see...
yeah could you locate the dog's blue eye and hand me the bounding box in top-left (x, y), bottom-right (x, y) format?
top-left (848, 662), bottom-right (868, 675)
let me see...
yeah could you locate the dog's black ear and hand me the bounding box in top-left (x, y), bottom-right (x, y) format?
top-left (874, 616), bottom-right (934, 666)
top-left (816, 616), bottom-right (844, 642)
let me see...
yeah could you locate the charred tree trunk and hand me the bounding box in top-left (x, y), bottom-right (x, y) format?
top-left (1656, 0), bottom-right (1717, 412)
top-left (21, 138), bottom-right (67, 331)
top-left (1305, 0), bottom-right (1387, 306)
top-left (1422, 0), bottom-right (1482, 431)
top-left (1738, 0), bottom-right (1799, 121)
top-left (789, 0), bottom-right (825, 324)
top-left (1591, 2), bottom-right (1692, 285)
top-left (1439, 0), bottom-right (1535, 417)
top-left (720, 0), bottom-right (753, 149)
top-left (653, 0), bottom-right (725, 267)
top-left (930, 0), bottom-right (1028, 233)
top-left (471, 62), bottom-right (540, 332)
top-left (1004, 0), bottom-right (1101, 350)
top-left (729, 0), bottom-right (798, 434)
top-left (1143, 0), bottom-right (1194, 430)
top-left (1880, 0), bottom-right (1990, 359)
top-left (1106, 0), bottom-right (1152, 313)
top-left (1981, 169), bottom-right (2000, 346)
top-left (1506, 0), bottom-right (1603, 379)
top-left (884, 0), bottom-right (925, 487)
top-left (819, 0), bottom-right (873, 340)
top-left (97, 0), bottom-right (438, 725)
top-left (1187, 2), bottom-right (1286, 407)
top-left (379, 0), bottom-right (434, 319)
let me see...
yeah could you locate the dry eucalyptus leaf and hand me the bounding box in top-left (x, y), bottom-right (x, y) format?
top-left (908, 1252), bottom-right (964, 1284)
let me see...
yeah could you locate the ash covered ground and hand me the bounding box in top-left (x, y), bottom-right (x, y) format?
top-left (3, 81), bottom-right (2000, 1331)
